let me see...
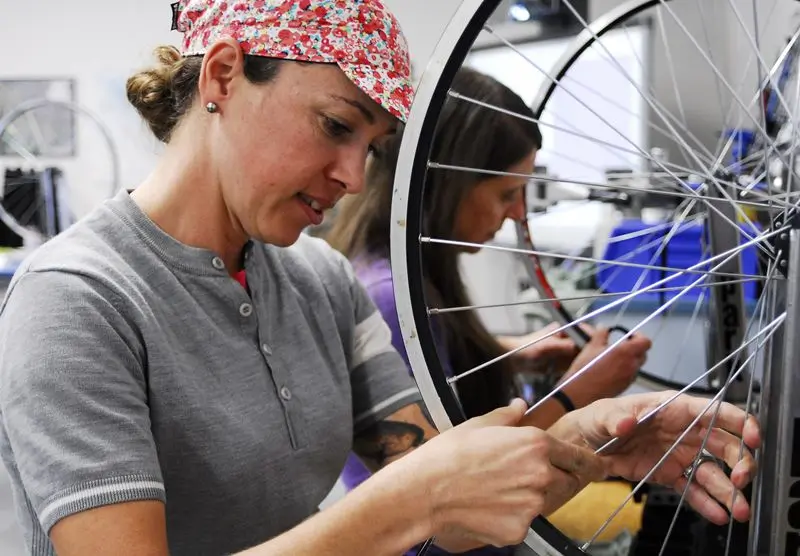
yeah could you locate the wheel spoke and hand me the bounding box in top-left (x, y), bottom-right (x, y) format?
top-left (427, 278), bottom-right (760, 315)
top-left (421, 236), bottom-right (767, 281)
top-left (429, 162), bottom-right (792, 210)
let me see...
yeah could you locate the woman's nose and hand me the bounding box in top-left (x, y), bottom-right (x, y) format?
top-left (506, 193), bottom-right (526, 220)
top-left (331, 147), bottom-right (366, 195)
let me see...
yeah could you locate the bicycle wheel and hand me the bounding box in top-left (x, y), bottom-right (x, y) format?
top-left (391, 0), bottom-right (800, 553)
top-left (0, 99), bottom-right (120, 246)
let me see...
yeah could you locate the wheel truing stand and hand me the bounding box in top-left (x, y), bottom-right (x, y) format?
top-left (706, 180), bottom-right (754, 402)
top-left (748, 224), bottom-right (800, 556)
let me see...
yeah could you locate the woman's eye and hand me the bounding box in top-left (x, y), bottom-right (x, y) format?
top-left (324, 117), bottom-right (352, 138)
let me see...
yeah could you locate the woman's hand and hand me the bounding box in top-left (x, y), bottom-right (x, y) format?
top-left (398, 399), bottom-right (607, 551)
top-left (499, 322), bottom-right (580, 366)
top-left (549, 391), bottom-right (761, 525)
top-left (560, 327), bottom-right (651, 407)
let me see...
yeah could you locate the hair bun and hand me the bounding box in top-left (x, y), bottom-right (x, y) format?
top-left (126, 46), bottom-right (183, 143)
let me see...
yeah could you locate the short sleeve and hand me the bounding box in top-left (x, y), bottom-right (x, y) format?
top-left (341, 263), bottom-right (422, 434)
top-left (362, 272), bottom-right (454, 380)
top-left (362, 274), bottom-right (411, 368)
top-left (0, 270), bottom-right (165, 535)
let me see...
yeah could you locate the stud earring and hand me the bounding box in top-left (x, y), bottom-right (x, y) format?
top-left (206, 102), bottom-right (218, 113)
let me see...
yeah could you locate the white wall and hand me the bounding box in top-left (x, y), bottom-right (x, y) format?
top-left (385, 0), bottom-right (462, 78)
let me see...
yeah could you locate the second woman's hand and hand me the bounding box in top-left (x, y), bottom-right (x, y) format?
top-left (558, 327), bottom-right (651, 408)
top-left (500, 322), bottom-right (579, 364)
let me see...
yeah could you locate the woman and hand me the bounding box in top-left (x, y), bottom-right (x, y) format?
top-left (327, 68), bottom-right (653, 553)
top-left (0, 2), bottom-right (759, 556)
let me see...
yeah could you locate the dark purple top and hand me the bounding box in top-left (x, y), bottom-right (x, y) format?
top-left (338, 256), bottom-right (515, 556)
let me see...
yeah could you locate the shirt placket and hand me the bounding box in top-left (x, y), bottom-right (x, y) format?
top-left (239, 250), bottom-right (303, 450)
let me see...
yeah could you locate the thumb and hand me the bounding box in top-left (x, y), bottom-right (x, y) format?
top-left (592, 404), bottom-right (638, 444)
top-left (589, 327), bottom-right (611, 346)
top-left (554, 337), bottom-right (579, 353)
top-left (462, 398), bottom-right (528, 429)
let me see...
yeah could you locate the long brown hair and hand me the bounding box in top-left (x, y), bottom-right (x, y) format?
top-left (327, 67), bottom-right (542, 417)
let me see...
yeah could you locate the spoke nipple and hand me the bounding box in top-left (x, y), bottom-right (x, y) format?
top-left (781, 233), bottom-right (789, 241)
top-left (781, 260), bottom-right (788, 268)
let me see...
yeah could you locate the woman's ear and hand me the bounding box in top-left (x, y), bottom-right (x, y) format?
top-left (197, 38), bottom-right (245, 112)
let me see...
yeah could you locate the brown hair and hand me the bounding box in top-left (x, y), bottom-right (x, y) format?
top-left (125, 45), bottom-right (284, 143)
top-left (327, 67), bottom-right (542, 417)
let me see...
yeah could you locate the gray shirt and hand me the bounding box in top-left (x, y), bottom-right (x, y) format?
top-left (0, 191), bottom-right (421, 555)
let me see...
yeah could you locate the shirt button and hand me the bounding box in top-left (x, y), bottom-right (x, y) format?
top-left (239, 303), bottom-right (253, 317)
top-left (211, 257), bottom-right (225, 270)
top-left (280, 386), bottom-right (292, 401)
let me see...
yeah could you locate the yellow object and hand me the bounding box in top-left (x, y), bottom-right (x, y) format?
top-left (739, 206), bottom-right (758, 223)
top-left (547, 481), bottom-right (644, 543)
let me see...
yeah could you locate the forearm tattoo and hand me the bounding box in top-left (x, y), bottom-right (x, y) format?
top-left (353, 406), bottom-right (428, 468)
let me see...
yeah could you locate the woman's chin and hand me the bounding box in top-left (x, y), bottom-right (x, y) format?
top-left (254, 222), bottom-right (305, 248)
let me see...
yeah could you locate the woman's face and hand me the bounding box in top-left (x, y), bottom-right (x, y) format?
top-left (452, 150), bottom-right (536, 252)
top-left (206, 46), bottom-right (397, 247)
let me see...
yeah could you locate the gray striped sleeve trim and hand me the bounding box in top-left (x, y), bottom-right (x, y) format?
top-left (353, 386), bottom-right (423, 429)
top-left (351, 310), bottom-right (395, 370)
top-left (38, 474), bottom-right (166, 533)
